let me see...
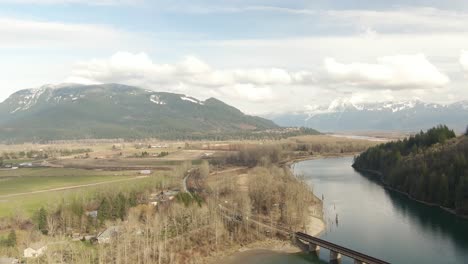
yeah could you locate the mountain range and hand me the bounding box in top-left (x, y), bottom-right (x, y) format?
top-left (0, 83), bottom-right (277, 142)
top-left (268, 98), bottom-right (468, 133)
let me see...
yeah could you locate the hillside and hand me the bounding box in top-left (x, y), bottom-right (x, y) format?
top-left (269, 99), bottom-right (468, 133)
top-left (353, 126), bottom-right (468, 216)
top-left (0, 84), bottom-right (279, 142)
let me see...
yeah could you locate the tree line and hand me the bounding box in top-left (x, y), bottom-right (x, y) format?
top-left (353, 125), bottom-right (468, 215)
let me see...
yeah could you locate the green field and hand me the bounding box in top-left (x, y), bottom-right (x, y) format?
top-left (0, 168), bottom-right (138, 178)
top-left (0, 167), bottom-right (174, 217)
top-left (0, 174), bottom-right (171, 217)
top-left (0, 175), bottom-right (135, 196)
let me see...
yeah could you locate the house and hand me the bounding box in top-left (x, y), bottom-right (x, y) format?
top-left (163, 190), bottom-right (179, 199)
top-left (151, 144), bottom-right (168, 148)
top-left (202, 152), bottom-right (214, 158)
top-left (86, 210), bottom-right (98, 218)
top-left (0, 257), bottom-right (19, 264)
top-left (24, 244), bottom-right (47, 258)
top-left (19, 162), bottom-right (33, 168)
top-left (97, 226), bottom-right (119, 244)
top-left (83, 235), bottom-right (97, 242)
top-left (139, 170), bottom-right (152, 175)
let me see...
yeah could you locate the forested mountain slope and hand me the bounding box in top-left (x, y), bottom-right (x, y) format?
top-left (353, 125), bottom-right (468, 216)
top-left (0, 84), bottom-right (280, 142)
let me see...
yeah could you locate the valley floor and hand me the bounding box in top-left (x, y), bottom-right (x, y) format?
top-left (0, 135), bottom-right (376, 263)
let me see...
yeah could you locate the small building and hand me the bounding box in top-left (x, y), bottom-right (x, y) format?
top-left (24, 244), bottom-right (47, 258)
top-left (164, 190), bottom-right (179, 199)
top-left (139, 170), bottom-right (152, 175)
top-left (202, 152), bottom-right (214, 158)
top-left (83, 235), bottom-right (97, 242)
top-left (86, 210), bottom-right (98, 218)
top-left (97, 226), bottom-right (119, 244)
top-left (71, 233), bottom-right (82, 241)
top-left (0, 257), bottom-right (19, 264)
top-left (19, 162), bottom-right (33, 168)
top-left (155, 190), bottom-right (179, 203)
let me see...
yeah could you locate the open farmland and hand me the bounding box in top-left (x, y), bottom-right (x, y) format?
top-left (0, 174), bottom-right (137, 197)
top-left (0, 135), bottom-right (377, 219)
top-left (50, 156), bottom-right (200, 169)
top-left (0, 167), bottom-right (172, 217)
top-left (0, 171), bottom-right (172, 217)
top-left (0, 168), bottom-right (138, 178)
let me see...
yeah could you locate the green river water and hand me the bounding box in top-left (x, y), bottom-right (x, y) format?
top-left (228, 156), bottom-right (468, 264)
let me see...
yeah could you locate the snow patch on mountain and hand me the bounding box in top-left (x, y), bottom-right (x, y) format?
top-left (10, 87), bottom-right (46, 113)
top-left (451, 100), bottom-right (468, 110)
top-left (304, 99), bottom-right (443, 116)
top-left (181, 96), bottom-right (204, 105)
top-left (150, 94), bottom-right (166, 105)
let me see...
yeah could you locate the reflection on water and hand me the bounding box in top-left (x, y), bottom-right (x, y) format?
top-left (385, 188), bottom-right (468, 251)
top-left (226, 249), bottom-right (326, 264)
top-left (228, 157), bottom-right (468, 264)
top-left (295, 157), bottom-right (468, 264)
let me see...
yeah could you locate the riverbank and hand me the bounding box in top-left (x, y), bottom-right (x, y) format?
top-left (213, 155), bottom-right (328, 263)
top-left (217, 203), bottom-right (325, 264)
top-left (354, 167), bottom-right (468, 220)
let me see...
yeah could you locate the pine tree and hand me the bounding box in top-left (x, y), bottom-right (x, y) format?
top-left (38, 207), bottom-right (48, 234)
top-left (5, 230), bottom-right (16, 247)
top-left (128, 191), bottom-right (138, 207)
top-left (98, 198), bottom-right (111, 224)
top-left (456, 176), bottom-right (466, 209)
top-left (439, 174), bottom-right (449, 206)
top-left (116, 193), bottom-right (127, 220)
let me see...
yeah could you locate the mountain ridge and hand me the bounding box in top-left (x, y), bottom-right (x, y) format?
top-left (0, 83), bottom-right (278, 142)
top-left (268, 99), bottom-right (468, 133)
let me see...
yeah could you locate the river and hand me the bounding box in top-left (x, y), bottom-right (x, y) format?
top-left (229, 156), bottom-right (468, 264)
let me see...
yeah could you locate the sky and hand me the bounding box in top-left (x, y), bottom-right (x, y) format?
top-left (2, 0), bottom-right (468, 114)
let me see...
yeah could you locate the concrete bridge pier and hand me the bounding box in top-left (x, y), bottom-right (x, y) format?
top-left (330, 250), bottom-right (341, 263)
top-left (353, 260), bottom-right (366, 264)
top-left (308, 242), bottom-right (320, 255)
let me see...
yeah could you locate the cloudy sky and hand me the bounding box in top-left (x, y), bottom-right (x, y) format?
top-left (2, 0), bottom-right (468, 114)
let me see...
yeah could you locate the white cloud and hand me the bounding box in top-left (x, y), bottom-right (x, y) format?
top-left (66, 51), bottom-right (312, 101)
top-left (182, 6), bottom-right (468, 34)
top-left (0, 0), bottom-right (139, 5)
top-left (0, 17), bottom-right (138, 49)
top-left (325, 8), bottom-right (468, 34)
top-left (220, 84), bottom-right (274, 102)
top-left (460, 50), bottom-right (468, 72)
top-left (323, 54), bottom-right (450, 89)
top-left (172, 5), bottom-right (318, 15)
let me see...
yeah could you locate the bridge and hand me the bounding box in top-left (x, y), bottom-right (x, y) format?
top-left (184, 169), bottom-right (390, 264)
top-left (294, 232), bottom-right (390, 264)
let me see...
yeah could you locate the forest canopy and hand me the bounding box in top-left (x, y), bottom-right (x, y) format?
top-left (353, 125), bottom-right (468, 215)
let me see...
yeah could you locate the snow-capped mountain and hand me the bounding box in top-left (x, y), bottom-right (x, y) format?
top-left (268, 99), bottom-right (468, 133)
top-left (0, 83), bottom-right (277, 142)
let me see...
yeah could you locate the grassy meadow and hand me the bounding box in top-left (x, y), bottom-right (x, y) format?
top-left (0, 166), bottom-right (173, 217)
top-left (0, 173), bottom-right (172, 218)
